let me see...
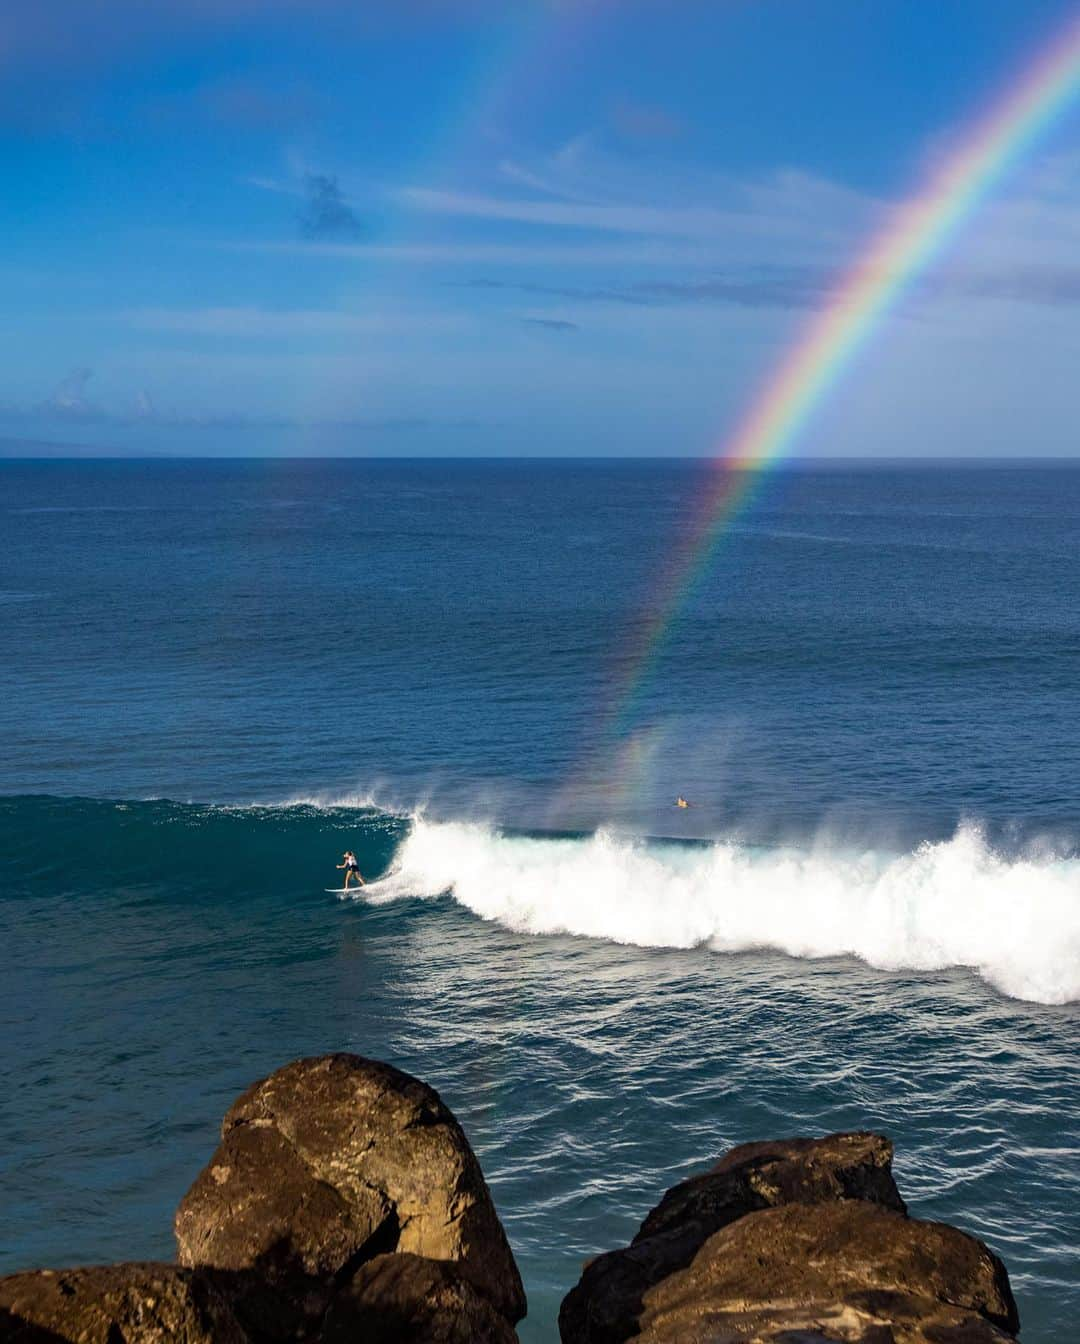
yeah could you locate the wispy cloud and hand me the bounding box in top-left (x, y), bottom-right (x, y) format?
top-left (468, 264), bottom-right (1080, 313)
top-left (33, 367), bottom-right (115, 421)
top-left (396, 185), bottom-right (746, 239)
top-left (226, 239), bottom-right (701, 266)
top-left (2, 372), bottom-right (433, 432)
top-left (636, 268), bottom-right (835, 309)
top-left (119, 306), bottom-right (462, 336)
top-left (244, 145), bottom-right (881, 272)
top-left (522, 317), bottom-right (579, 332)
top-left (463, 278), bottom-right (651, 305)
top-left (949, 265), bottom-right (1080, 305)
top-left (47, 366), bottom-right (97, 415)
top-left (298, 174), bottom-right (364, 240)
top-left (495, 158), bottom-right (609, 206)
top-left (482, 138), bottom-right (884, 248)
top-left (463, 269), bottom-right (836, 310)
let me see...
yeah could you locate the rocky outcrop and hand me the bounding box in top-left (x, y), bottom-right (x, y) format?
top-left (0, 1264), bottom-right (248, 1344)
top-left (174, 1053), bottom-right (524, 1328)
top-left (559, 1132), bottom-right (1019, 1344)
top-left (0, 1062), bottom-right (1023, 1344)
top-left (0, 1053), bottom-right (524, 1344)
top-left (627, 1201), bottom-right (1018, 1342)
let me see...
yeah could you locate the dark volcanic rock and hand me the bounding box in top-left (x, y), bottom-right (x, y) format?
top-left (639, 1132), bottom-right (906, 1240)
top-left (0, 1264), bottom-right (248, 1344)
top-left (175, 1052), bottom-right (525, 1329)
top-left (321, 1253), bottom-right (518, 1343)
top-left (175, 1117), bottom-right (392, 1282)
top-left (560, 1131), bottom-right (905, 1344)
top-left (631, 1202), bottom-right (1018, 1342)
top-left (560, 1132), bottom-right (1019, 1344)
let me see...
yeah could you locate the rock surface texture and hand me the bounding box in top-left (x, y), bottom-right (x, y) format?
top-left (321, 1253), bottom-right (519, 1343)
top-left (559, 1132), bottom-right (1020, 1344)
top-left (0, 1264), bottom-right (248, 1344)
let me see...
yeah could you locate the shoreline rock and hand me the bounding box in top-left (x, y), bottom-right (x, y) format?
top-left (0, 1263), bottom-right (249, 1344)
top-left (175, 1053), bottom-right (525, 1341)
top-left (559, 1132), bottom-right (1018, 1344)
top-left (0, 1060), bottom-right (1021, 1344)
top-left (2, 1054), bottom-right (524, 1344)
top-left (175, 1054), bottom-right (524, 1326)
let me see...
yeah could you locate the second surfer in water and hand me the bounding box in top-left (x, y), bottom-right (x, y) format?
top-left (337, 851), bottom-right (365, 889)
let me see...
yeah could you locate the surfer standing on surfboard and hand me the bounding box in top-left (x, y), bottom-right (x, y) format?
top-left (337, 851), bottom-right (365, 890)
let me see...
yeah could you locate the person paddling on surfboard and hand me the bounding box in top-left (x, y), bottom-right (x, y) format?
top-left (337, 851), bottom-right (365, 890)
top-left (675, 796), bottom-right (691, 809)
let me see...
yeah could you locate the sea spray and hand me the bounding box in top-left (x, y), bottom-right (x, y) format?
top-left (366, 818), bottom-right (1080, 1005)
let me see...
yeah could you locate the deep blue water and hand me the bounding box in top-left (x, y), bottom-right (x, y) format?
top-left (2, 459), bottom-right (1078, 1341)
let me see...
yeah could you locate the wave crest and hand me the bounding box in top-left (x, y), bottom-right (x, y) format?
top-left (365, 819), bottom-right (1080, 1004)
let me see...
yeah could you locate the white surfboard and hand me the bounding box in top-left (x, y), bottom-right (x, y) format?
top-left (325, 886), bottom-right (367, 894)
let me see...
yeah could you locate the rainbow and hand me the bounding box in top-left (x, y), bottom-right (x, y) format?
top-left (603, 8), bottom-right (1080, 741)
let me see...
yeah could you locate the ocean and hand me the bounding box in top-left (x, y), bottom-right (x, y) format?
top-left (1, 458), bottom-right (1078, 1341)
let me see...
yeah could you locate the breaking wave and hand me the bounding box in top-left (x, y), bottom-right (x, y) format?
top-left (360, 817), bottom-right (1080, 1005)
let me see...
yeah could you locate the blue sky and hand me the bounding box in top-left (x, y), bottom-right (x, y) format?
top-left (4, 0), bottom-right (1080, 456)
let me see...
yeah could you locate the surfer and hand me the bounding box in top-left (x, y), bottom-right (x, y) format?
top-left (675, 796), bottom-right (691, 809)
top-left (337, 850), bottom-right (365, 890)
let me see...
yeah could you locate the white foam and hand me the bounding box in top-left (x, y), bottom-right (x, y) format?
top-left (367, 818), bottom-right (1080, 1004)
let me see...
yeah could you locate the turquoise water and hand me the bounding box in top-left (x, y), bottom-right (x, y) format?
top-left (2, 461), bottom-right (1079, 1339)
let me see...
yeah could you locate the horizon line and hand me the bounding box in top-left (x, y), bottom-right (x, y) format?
top-left (4, 453), bottom-right (1080, 465)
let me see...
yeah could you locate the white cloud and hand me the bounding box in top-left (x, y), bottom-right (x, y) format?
top-left (225, 239), bottom-right (709, 266)
top-left (394, 185), bottom-right (751, 239)
top-left (48, 365), bottom-right (96, 412)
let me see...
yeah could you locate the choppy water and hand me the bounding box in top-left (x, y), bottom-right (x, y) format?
top-left (2, 461), bottom-right (1079, 1340)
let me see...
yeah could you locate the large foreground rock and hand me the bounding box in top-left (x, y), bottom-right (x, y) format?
top-left (0, 1053), bottom-right (525, 1344)
top-left (175, 1053), bottom-right (525, 1335)
top-left (0, 1264), bottom-right (247, 1344)
top-left (560, 1132), bottom-right (904, 1343)
top-left (629, 1201), bottom-right (1018, 1343)
top-left (560, 1132), bottom-right (1019, 1344)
